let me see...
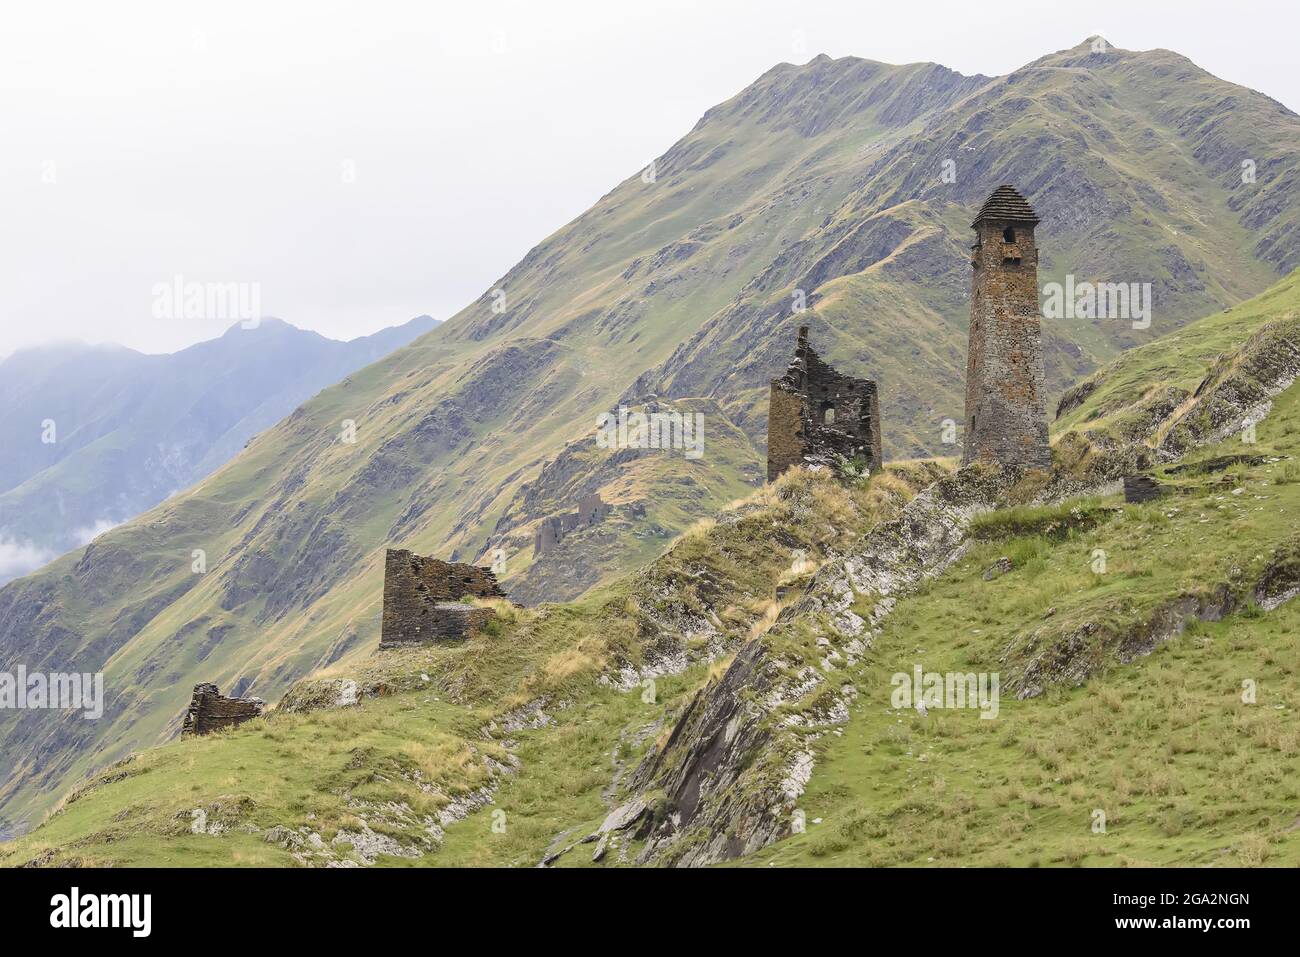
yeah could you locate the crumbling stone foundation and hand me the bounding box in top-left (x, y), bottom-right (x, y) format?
top-left (181, 683), bottom-right (264, 736)
top-left (380, 549), bottom-right (507, 646)
top-left (766, 326), bottom-right (882, 481)
top-left (425, 602), bottom-right (495, 640)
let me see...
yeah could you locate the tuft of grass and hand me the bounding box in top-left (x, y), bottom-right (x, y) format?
top-left (969, 498), bottom-right (1115, 542)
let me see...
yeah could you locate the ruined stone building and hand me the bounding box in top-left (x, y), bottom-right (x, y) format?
top-left (380, 548), bottom-right (508, 646)
top-left (767, 326), bottom-right (882, 482)
top-left (181, 683), bottom-right (264, 736)
top-left (534, 492), bottom-right (611, 556)
top-left (962, 185), bottom-right (1051, 470)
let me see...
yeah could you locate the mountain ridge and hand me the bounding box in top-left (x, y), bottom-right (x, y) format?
top-left (0, 314), bottom-right (439, 584)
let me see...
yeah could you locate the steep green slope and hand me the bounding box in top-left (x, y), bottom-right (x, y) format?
top-left (3, 38), bottom-right (1298, 837)
top-left (763, 396), bottom-right (1300, 867)
top-left (5, 269), bottom-right (1300, 866)
top-left (1, 466), bottom-right (930, 864)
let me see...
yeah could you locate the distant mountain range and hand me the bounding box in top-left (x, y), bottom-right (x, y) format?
top-left (0, 316), bottom-right (438, 584)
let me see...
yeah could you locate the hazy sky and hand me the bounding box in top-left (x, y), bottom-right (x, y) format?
top-left (2, 0), bottom-right (1294, 357)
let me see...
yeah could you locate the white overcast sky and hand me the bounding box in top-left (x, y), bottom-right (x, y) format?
top-left (1, 0), bottom-right (1295, 357)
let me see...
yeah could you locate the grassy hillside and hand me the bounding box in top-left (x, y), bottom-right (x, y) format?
top-left (5, 270), bottom-right (1299, 866)
top-left (3, 37), bottom-right (1299, 838)
top-left (2, 466), bottom-right (929, 865)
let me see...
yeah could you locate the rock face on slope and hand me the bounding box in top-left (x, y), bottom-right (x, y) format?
top-left (625, 301), bottom-right (1300, 865)
top-left (627, 465), bottom-right (1011, 865)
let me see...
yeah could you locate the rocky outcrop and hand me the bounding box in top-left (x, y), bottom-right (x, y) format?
top-left (625, 464), bottom-right (1010, 866)
top-left (1156, 316), bottom-right (1300, 458)
top-left (1004, 543), bottom-right (1300, 698)
top-left (1122, 474), bottom-right (1167, 503)
top-left (982, 556), bottom-right (1013, 580)
top-left (1055, 378), bottom-right (1097, 419)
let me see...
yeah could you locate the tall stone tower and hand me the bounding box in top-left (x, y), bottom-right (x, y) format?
top-left (962, 185), bottom-right (1050, 470)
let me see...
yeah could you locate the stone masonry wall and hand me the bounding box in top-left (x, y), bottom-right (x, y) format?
top-left (962, 186), bottom-right (1051, 470)
top-left (767, 326), bottom-right (882, 481)
top-left (380, 549), bottom-right (507, 646)
top-left (766, 381), bottom-right (807, 482)
top-left (181, 683), bottom-right (264, 736)
top-left (423, 602), bottom-right (495, 641)
top-left (534, 492), bottom-right (611, 556)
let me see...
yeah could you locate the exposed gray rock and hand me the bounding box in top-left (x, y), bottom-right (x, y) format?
top-left (624, 464), bottom-right (1011, 867)
top-left (1156, 316), bottom-right (1300, 459)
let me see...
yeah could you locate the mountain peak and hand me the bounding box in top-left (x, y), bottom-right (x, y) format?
top-left (219, 316), bottom-right (295, 337)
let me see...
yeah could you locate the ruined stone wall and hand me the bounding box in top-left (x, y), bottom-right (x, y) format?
top-left (380, 549), bottom-right (505, 646)
top-left (420, 602), bottom-right (495, 642)
top-left (577, 492), bottom-right (611, 526)
top-left (181, 683), bottom-right (264, 736)
top-left (766, 327), bottom-right (882, 481)
top-left (766, 381), bottom-right (807, 482)
top-left (535, 518), bottom-right (562, 555)
top-left (962, 188), bottom-right (1051, 470)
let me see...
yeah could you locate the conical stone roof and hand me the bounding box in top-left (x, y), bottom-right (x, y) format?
top-left (971, 184), bottom-right (1040, 227)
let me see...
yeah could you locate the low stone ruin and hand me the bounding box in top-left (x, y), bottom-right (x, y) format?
top-left (1122, 475), bottom-right (1168, 503)
top-left (380, 548), bottom-right (508, 647)
top-left (181, 683), bottom-right (265, 736)
top-left (423, 602), bottom-right (496, 642)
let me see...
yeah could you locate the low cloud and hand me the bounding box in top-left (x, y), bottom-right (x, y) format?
top-left (0, 537), bottom-right (58, 584)
top-left (0, 518), bottom-right (120, 586)
top-left (72, 519), bottom-right (120, 546)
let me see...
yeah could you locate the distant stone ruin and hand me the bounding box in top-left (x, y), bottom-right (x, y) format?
top-left (767, 326), bottom-right (882, 481)
top-left (380, 548), bottom-right (507, 646)
top-left (962, 185), bottom-right (1051, 470)
top-left (534, 492), bottom-right (611, 556)
top-left (181, 683), bottom-right (264, 736)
